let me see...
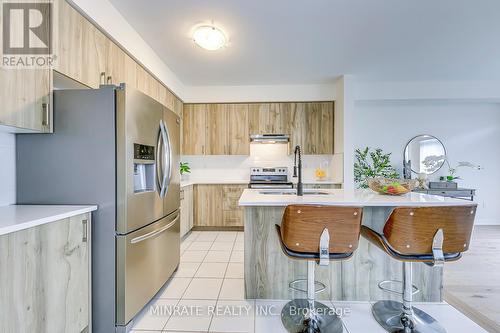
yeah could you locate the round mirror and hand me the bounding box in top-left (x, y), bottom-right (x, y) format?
top-left (404, 135), bottom-right (446, 175)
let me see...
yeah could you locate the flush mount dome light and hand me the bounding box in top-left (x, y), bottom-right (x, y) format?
top-left (193, 25), bottom-right (227, 51)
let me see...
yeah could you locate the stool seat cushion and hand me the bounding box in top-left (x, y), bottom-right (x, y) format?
top-left (361, 226), bottom-right (461, 263)
top-left (276, 225), bottom-right (353, 261)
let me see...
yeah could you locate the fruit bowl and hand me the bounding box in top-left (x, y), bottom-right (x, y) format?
top-left (367, 178), bottom-right (416, 196)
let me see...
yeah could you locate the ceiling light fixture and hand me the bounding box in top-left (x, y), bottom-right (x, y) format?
top-left (193, 25), bottom-right (227, 51)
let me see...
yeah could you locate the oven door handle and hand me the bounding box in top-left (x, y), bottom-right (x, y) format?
top-left (130, 213), bottom-right (180, 244)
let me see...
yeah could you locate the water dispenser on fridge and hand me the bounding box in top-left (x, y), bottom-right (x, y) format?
top-left (133, 143), bottom-right (156, 193)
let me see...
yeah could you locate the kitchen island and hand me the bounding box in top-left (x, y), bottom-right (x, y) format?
top-left (239, 188), bottom-right (474, 302)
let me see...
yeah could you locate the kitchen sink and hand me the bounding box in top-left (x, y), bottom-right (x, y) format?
top-left (259, 190), bottom-right (331, 195)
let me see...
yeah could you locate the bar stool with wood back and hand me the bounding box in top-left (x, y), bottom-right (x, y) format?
top-left (275, 204), bottom-right (364, 333)
top-left (361, 205), bottom-right (477, 333)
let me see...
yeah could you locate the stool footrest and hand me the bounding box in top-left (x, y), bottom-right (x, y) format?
top-left (289, 279), bottom-right (326, 294)
top-left (378, 279), bottom-right (419, 296)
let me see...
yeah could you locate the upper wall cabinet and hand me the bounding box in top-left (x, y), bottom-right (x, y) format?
top-left (55, 0), bottom-right (182, 112)
top-left (0, 0), bottom-right (52, 133)
top-left (183, 104), bottom-right (250, 155)
top-left (183, 102), bottom-right (333, 155)
top-left (183, 104), bottom-right (207, 155)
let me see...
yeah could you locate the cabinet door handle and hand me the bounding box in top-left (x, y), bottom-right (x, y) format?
top-left (107, 76), bottom-right (112, 84)
top-left (82, 219), bottom-right (88, 242)
top-left (100, 72), bottom-right (106, 85)
top-left (42, 102), bottom-right (49, 127)
top-left (202, 145), bottom-right (205, 154)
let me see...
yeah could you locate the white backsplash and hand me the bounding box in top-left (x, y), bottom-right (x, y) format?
top-left (181, 149), bottom-right (342, 184)
top-left (0, 132), bottom-right (16, 206)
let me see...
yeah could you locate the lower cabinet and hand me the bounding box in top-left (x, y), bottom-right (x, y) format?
top-left (180, 185), bottom-right (194, 237)
top-left (0, 213), bottom-right (91, 333)
top-left (194, 184), bottom-right (247, 228)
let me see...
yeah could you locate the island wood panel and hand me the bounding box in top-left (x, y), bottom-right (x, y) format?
top-left (206, 104), bottom-right (229, 155)
top-left (0, 213), bottom-right (90, 333)
top-left (244, 206), bottom-right (442, 301)
top-left (228, 104), bottom-right (250, 155)
top-left (182, 104), bottom-right (207, 155)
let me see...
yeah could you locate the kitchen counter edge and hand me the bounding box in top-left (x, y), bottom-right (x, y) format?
top-left (0, 205), bottom-right (98, 236)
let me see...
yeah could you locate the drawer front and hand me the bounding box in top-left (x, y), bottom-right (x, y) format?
top-left (428, 190), bottom-right (474, 197)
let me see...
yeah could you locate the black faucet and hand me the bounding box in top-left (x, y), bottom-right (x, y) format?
top-left (293, 145), bottom-right (303, 196)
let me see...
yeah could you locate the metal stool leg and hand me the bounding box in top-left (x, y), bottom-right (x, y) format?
top-left (281, 261), bottom-right (343, 333)
top-left (372, 262), bottom-right (447, 333)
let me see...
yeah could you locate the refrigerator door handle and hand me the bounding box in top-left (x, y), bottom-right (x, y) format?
top-left (164, 120), bottom-right (173, 191)
top-left (156, 123), bottom-right (164, 195)
top-left (158, 120), bottom-right (169, 198)
top-left (130, 212), bottom-right (180, 244)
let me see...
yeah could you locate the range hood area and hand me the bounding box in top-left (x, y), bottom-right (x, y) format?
top-left (250, 134), bottom-right (290, 144)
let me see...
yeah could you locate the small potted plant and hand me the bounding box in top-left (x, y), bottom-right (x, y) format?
top-left (180, 162), bottom-right (191, 181)
top-left (440, 161), bottom-right (482, 183)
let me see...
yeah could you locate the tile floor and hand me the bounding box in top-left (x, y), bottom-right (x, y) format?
top-left (130, 231), bottom-right (487, 333)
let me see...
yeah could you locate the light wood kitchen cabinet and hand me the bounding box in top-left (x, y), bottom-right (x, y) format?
top-left (206, 104), bottom-right (229, 155)
top-left (0, 68), bottom-right (52, 132)
top-left (182, 103), bottom-right (250, 155)
top-left (222, 185), bottom-right (247, 227)
top-left (228, 104), bottom-right (250, 155)
top-left (0, 0), bottom-right (52, 133)
top-left (180, 185), bottom-right (194, 237)
top-left (194, 184), bottom-right (246, 228)
top-left (183, 104), bottom-right (207, 154)
top-left (249, 103), bottom-right (285, 134)
top-left (303, 102), bottom-right (334, 154)
top-left (194, 185), bottom-right (223, 227)
top-left (0, 213), bottom-right (91, 332)
top-left (56, 0), bottom-right (107, 89)
top-left (183, 101), bottom-right (333, 155)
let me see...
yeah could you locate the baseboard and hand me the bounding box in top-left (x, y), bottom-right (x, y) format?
top-left (475, 218), bottom-right (500, 225)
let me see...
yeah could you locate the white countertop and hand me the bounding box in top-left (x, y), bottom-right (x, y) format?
top-left (181, 179), bottom-right (248, 187)
top-left (238, 189), bottom-right (475, 207)
top-left (180, 179), bottom-right (342, 187)
top-left (0, 205), bottom-right (98, 236)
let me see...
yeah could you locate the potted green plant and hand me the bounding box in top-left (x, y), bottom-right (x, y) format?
top-left (440, 161), bottom-right (482, 182)
top-left (354, 147), bottom-right (400, 189)
top-left (180, 162), bottom-right (191, 181)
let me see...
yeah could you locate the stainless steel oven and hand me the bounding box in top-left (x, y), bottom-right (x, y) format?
top-left (248, 167), bottom-right (294, 189)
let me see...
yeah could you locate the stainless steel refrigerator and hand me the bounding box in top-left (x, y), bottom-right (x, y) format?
top-left (16, 84), bottom-right (181, 332)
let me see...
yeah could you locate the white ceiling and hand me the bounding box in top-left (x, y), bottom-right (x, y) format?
top-left (109, 0), bottom-right (500, 86)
